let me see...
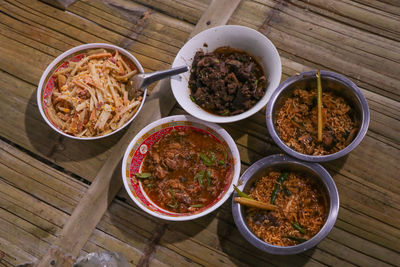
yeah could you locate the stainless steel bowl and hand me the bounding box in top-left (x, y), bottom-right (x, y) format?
top-left (266, 70), bottom-right (370, 162)
top-left (232, 154), bottom-right (339, 255)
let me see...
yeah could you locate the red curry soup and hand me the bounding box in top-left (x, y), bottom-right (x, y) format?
top-left (138, 127), bottom-right (233, 213)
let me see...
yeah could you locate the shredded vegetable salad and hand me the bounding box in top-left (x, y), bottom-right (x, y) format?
top-left (46, 49), bottom-right (142, 137)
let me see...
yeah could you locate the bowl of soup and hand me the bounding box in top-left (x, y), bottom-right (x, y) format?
top-left (266, 70), bottom-right (370, 162)
top-left (232, 154), bottom-right (339, 254)
top-left (37, 43), bottom-right (145, 140)
top-left (171, 25), bottom-right (282, 123)
top-left (122, 115), bottom-right (241, 221)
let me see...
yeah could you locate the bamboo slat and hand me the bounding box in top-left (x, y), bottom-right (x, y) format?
top-left (0, 0), bottom-right (399, 266)
top-left (0, 139), bottom-right (172, 265)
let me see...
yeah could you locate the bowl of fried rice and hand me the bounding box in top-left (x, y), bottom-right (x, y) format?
top-left (266, 70), bottom-right (370, 162)
top-left (232, 154), bottom-right (339, 254)
top-left (37, 43), bottom-right (145, 140)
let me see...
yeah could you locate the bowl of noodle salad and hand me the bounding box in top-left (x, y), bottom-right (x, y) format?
top-left (37, 43), bottom-right (145, 139)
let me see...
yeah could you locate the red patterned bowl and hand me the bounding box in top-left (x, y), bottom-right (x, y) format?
top-left (37, 43), bottom-right (145, 140)
top-left (121, 115), bottom-right (241, 221)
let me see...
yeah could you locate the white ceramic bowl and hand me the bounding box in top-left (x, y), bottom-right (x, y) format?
top-left (121, 115), bottom-right (241, 221)
top-left (37, 43), bottom-right (145, 140)
top-left (171, 25), bottom-right (282, 123)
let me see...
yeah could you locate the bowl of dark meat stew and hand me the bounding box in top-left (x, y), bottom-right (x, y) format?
top-left (122, 115), bottom-right (240, 220)
top-left (171, 25), bottom-right (281, 123)
top-left (232, 154), bottom-right (339, 254)
top-left (266, 70), bottom-right (370, 162)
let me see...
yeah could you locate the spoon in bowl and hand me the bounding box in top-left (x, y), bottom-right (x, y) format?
top-left (127, 65), bottom-right (189, 99)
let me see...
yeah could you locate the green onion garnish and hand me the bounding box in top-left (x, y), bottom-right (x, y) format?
top-left (134, 172), bottom-right (152, 179)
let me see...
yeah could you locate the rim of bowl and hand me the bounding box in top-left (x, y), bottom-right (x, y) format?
top-left (171, 25), bottom-right (282, 123)
top-left (121, 114), bottom-right (241, 221)
top-left (37, 43), bottom-right (146, 140)
top-left (266, 70), bottom-right (370, 162)
top-left (232, 154), bottom-right (339, 255)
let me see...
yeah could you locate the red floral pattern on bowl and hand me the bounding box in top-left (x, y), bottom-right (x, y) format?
top-left (122, 115), bottom-right (240, 221)
top-left (37, 43), bottom-right (145, 140)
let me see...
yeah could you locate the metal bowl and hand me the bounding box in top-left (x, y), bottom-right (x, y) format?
top-left (266, 70), bottom-right (370, 162)
top-left (232, 154), bottom-right (339, 255)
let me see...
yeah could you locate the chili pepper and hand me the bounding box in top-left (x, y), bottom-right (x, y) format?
top-left (195, 170), bottom-right (205, 185)
top-left (282, 185), bottom-right (292, 196)
top-left (291, 222), bottom-right (306, 234)
top-left (270, 183), bottom-right (280, 204)
top-left (206, 170), bottom-right (212, 188)
top-left (277, 172), bottom-right (289, 184)
top-left (233, 185), bottom-right (252, 199)
top-left (134, 172), bottom-right (152, 179)
top-left (210, 152), bottom-right (217, 165)
top-left (167, 189), bottom-right (178, 209)
top-left (200, 153), bottom-right (212, 166)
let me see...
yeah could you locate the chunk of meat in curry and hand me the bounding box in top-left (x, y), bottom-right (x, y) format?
top-left (141, 128), bottom-right (232, 213)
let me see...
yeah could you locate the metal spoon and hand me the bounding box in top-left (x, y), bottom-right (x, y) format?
top-left (127, 65), bottom-right (189, 99)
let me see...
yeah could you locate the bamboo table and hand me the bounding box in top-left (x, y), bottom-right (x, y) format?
top-left (0, 0), bottom-right (399, 266)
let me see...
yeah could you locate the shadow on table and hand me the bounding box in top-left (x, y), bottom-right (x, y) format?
top-left (25, 90), bottom-right (129, 162)
top-left (322, 154), bottom-right (349, 175)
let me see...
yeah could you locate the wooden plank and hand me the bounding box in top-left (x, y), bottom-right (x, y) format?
top-left (134, 0), bottom-right (209, 24)
top-left (350, 0), bottom-right (400, 16)
top-left (71, 0), bottom-right (187, 53)
top-left (337, 208), bottom-right (400, 253)
top-left (0, 21), bottom-right (63, 57)
top-left (40, 0), bottom-right (77, 9)
top-left (0, 236), bottom-right (37, 266)
top-left (0, 210), bottom-right (54, 259)
top-left (0, 139), bottom-right (161, 265)
top-left (292, 0), bottom-right (400, 42)
top-left (0, 0), bottom-right (170, 76)
top-left (86, 0), bottom-right (193, 35)
top-left (327, 227), bottom-right (398, 266)
top-left (189, 0), bottom-right (242, 38)
top-left (302, 0), bottom-right (400, 36)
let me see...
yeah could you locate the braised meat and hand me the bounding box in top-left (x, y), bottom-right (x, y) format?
top-left (188, 47), bottom-right (267, 116)
top-left (140, 127), bottom-right (233, 213)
